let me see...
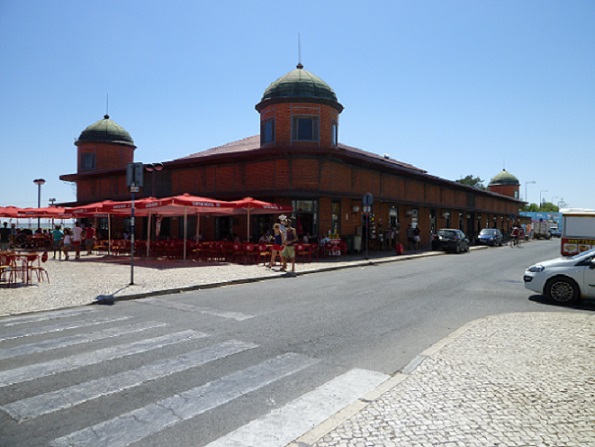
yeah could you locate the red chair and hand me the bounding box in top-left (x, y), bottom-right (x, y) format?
top-left (230, 243), bottom-right (245, 263)
top-left (295, 243), bottom-right (311, 263)
top-left (30, 251), bottom-right (50, 283)
top-left (0, 253), bottom-right (17, 287)
top-left (258, 244), bottom-right (271, 266)
top-left (244, 243), bottom-right (260, 264)
top-left (309, 243), bottom-right (319, 261)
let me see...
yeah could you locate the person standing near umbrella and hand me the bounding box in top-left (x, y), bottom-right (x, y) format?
top-left (51, 225), bottom-right (64, 259)
top-left (281, 218), bottom-right (297, 275)
top-left (72, 222), bottom-right (84, 260)
top-left (268, 223), bottom-right (283, 269)
top-left (0, 222), bottom-right (10, 251)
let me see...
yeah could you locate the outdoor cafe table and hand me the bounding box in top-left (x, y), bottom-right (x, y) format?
top-left (14, 252), bottom-right (41, 285)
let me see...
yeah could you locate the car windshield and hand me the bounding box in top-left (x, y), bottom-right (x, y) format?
top-left (438, 230), bottom-right (457, 237)
top-left (479, 229), bottom-right (497, 235)
top-left (571, 247), bottom-right (595, 260)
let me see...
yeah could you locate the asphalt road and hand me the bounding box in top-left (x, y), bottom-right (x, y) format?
top-left (0, 240), bottom-right (584, 447)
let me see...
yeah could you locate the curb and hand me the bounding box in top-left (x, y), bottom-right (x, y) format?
top-left (286, 316), bottom-right (486, 447)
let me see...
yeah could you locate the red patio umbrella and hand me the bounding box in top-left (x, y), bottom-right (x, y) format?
top-left (69, 200), bottom-right (118, 217)
top-left (0, 206), bottom-right (20, 218)
top-left (135, 194), bottom-right (236, 258)
top-left (17, 207), bottom-right (69, 219)
top-left (228, 197), bottom-right (293, 241)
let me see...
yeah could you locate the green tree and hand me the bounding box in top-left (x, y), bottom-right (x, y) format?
top-left (455, 175), bottom-right (486, 190)
top-left (522, 202), bottom-right (559, 212)
top-left (539, 202), bottom-right (559, 212)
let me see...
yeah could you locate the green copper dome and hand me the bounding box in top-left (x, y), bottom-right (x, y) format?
top-left (261, 63), bottom-right (339, 102)
top-left (489, 169), bottom-right (520, 186)
top-left (76, 114), bottom-right (135, 147)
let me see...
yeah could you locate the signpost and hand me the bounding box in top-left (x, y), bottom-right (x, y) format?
top-left (126, 163), bottom-right (144, 285)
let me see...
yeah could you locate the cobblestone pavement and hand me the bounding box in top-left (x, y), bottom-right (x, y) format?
top-left (296, 312), bottom-right (595, 447)
top-left (1, 250), bottom-right (593, 447)
top-left (0, 250), bottom-right (429, 316)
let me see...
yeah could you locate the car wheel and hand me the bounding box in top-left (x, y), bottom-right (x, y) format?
top-left (545, 277), bottom-right (579, 305)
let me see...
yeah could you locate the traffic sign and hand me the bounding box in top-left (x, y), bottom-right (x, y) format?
top-left (126, 162), bottom-right (144, 188)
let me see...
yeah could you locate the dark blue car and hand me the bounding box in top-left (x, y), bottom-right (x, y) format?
top-left (477, 228), bottom-right (503, 246)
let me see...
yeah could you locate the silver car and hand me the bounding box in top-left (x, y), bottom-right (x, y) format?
top-left (523, 248), bottom-right (595, 304)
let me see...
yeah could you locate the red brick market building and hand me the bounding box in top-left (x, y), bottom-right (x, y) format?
top-left (61, 63), bottom-right (523, 250)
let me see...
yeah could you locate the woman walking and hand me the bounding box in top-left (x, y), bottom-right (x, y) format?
top-left (268, 223), bottom-right (283, 268)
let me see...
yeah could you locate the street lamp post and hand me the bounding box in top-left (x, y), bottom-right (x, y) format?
top-left (524, 180), bottom-right (536, 203)
top-left (33, 178), bottom-right (46, 230)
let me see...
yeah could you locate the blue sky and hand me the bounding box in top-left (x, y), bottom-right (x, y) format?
top-left (1, 0), bottom-right (594, 209)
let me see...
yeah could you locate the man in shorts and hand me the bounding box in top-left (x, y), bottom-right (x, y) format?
top-left (281, 218), bottom-right (297, 275)
top-left (72, 222), bottom-right (84, 260)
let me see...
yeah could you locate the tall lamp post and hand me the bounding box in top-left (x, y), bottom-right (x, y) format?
top-left (524, 180), bottom-right (536, 203)
top-left (539, 190), bottom-right (548, 210)
top-left (33, 178), bottom-right (46, 230)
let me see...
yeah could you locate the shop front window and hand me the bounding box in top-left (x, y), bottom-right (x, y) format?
top-left (292, 199), bottom-right (318, 242)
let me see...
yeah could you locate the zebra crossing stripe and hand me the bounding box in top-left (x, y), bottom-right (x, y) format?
top-left (0, 316), bottom-right (131, 342)
top-left (2, 339), bottom-right (258, 422)
top-left (50, 353), bottom-right (319, 447)
top-left (0, 308), bottom-right (98, 327)
top-left (0, 321), bottom-right (167, 361)
top-left (205, 368), bottom-right (390, 447)
top-left (140, 297), bottom-right (254, 321)
top-left (0, 330), bottom-right (206, 387)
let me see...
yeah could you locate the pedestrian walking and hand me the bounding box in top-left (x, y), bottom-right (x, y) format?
top-left (281, 218), bottom-right (297, 275)
top-left (72, 222), bottom-right (84, 260)
top-left (51, 225), bottom-right (64, 259)
top-left (268, 223), bottom-right (283, 268)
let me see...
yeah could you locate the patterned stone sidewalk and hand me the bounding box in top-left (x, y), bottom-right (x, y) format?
top-left (295, 312), bottom-right (594, 447)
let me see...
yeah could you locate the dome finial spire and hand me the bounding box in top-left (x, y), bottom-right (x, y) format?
top-left (296, 33), bottom-right (303, 69)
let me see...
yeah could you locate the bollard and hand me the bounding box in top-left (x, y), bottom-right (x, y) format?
top-left (395, 243), bottom-right (404, 255)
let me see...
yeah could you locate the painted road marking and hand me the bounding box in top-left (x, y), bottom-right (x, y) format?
top-left (0, 316), bottom-right (131, 342)
top-left (205, 368), bottom-right (389, 447)
top-left (0, 308), bottom-right (98, 327)
top-left (2, 339), bottom-right (257, 421)
top-left (0, 330), bottom-right (206, 387)
top-left (0, 321), bottom-right (167, 360)
top-left (50, 353), bottom-right (318, 447)
top-left (140, 297), bottom-right (254, 321)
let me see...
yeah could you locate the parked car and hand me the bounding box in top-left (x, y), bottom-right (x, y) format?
top-left (549, 227), bottom-right (561, 238)
top-left (523, 248), bottom-right (595, 304)
top-left (431, 229), bottom-right (469, 253)
top-left (477, 228), bottom-right (503, 246)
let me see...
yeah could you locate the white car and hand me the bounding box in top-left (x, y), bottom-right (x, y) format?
top-left (524, 248), bottom-right (595, 304)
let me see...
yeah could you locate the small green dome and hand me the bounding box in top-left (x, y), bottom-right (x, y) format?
top-left (489, 169), bottom-right (520, 186)
top-left (76, 114), bottom-right (135, 147)
top-left (261, 63), bottom-right (339, 102)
